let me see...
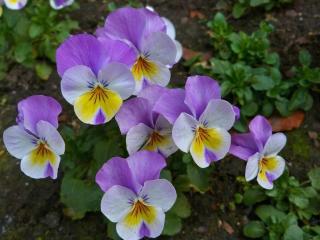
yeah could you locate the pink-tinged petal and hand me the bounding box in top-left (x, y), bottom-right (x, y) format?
top-left (153, 89), bottom-right (191, 124)
top-left (98, 62), bottom-right (135, 100)
top-left (172, 113), bottom-right (197, 152)
top-left (233, 105), bottom-right (240, 120)
top-left (184, 76), bottom-right (221, 119)
top-left (141, 32), bottom-right (177, 66)
top-left (17, 95), bottom-right (62, 135)
top-left (3, 126), bottom-right (37, 159)
top-left (61, 65), bottom-right (96, 105)
top-left (115, 98), bottom-right (153, 134)
top-left (95, 157), bottom-right (140, 193)
top-left (138, 85), bottom-right (169, 108)
top-left (199, 99), bottom-right (235, 130)
top-left (230, 133), bottom-right (259, 160)
top-left (139, 179), bottom-right (177, 212)
top-left (245, 152), bottom-right (260, 181)
top-left (126, 123), bottom-right (153, 155)
top-left (263, 133), bottom-right (287, 157)
top-left (36, 121), bottom-right (65, 155)
top-left (4, 0), bottom-right (27, 9)
top-left (104, 7), bottom-right (166, 50)
top-left (249, 115), bottom-right (272, 151)
top-left (49, 0), bottom-right (73, 10)
top-left (98, 36), bottom-right (138, 67)
top-left (56, 34), bottom-right (107, 77)
top-left (127, 150), bottom-right (166, 187)
top-left (101, 185), bottom-right (136, 222)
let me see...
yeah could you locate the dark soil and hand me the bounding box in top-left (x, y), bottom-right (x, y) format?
top-left (1, 0), bottom-right (320, 239)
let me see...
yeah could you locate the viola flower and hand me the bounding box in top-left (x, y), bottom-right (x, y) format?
top-left (96, 151), bottom-right (177, 240)
top-left (97, 7), bottom-right (178, 94)
top-left (50, 0), bottom-right (74, 9)
top-left (56, 33), bottom-right (136, 125)
top-left (229, 115), bottom-right (286, 189)
top-left (116, 86), bottom-right (178, 157)
top-left (1, 0), bottom-right (27, 10)
top-left (154, 75), bottom-right (237, 168)
top-left (3, 95), bottom-right (65, 179)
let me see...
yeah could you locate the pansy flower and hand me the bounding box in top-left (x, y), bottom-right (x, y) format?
top-left (154, 75), bottom-right (238, 168)
top-left (116, 85), bottom-right (178, 157)
top-left (229, 115), bottom-right (286, 189)
top-left (1, 0), bottom-right (27, 10)
top-left (56, 33), bottom-right (136, 125)
top-left (96, 150), bottom-right (177, 240)
top-left (97, 7), bottom-right (178, 93)
top-left (50, 0), bottom-right (74, 9)
top-left (3, 95), bottom-right (65, 179)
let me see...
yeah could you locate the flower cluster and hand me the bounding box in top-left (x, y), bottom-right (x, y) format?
top-left (0, 0), bottom-right (74, 11)
top-left (2, 6), bottom-right (288, 240)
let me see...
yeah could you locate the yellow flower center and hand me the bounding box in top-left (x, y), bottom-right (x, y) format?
top-left (124, 199), bottom-right (156, 227)
top-left (30, 142), bottom-right (56, 166)
top-left (131, 56), bottom-right (158, 82)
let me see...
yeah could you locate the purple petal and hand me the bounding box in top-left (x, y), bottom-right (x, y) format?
top-left (249, 115), bottom-right (272, 151)
top-left (98, 35), bottom-right (138, 67)
top-left (233, 105), bottom-right (240, 120)
top-left (103, 7), bottom-right (166, 50)
top-left (127, 150), bottom-right (166, 187)
top-left (56, 33), bottom-right (107, 77)
top-left (95, 157), bottom-right (140, 193)
top-left (17, 95), bottom-right (62, 135)
top-left (204, 148), bottom-right (218, 164)
top-left (115, 97), bottom-right (153, 134)
top-left (45, 163), bottom-right (54, 179)
top-left (229, 133), bottom-right (259, 160)
top-left (139, 223), bottom-right (151, 238)
top-left (184, 75), bottom-right (221, 119)
top-left (266, 172), bottom-right (275, 183)
top-left (153, 89), bottom-right (191, 124)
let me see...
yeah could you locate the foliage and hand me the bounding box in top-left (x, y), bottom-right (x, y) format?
top-left (185, 13), bottom-right (320, 130)
top-left (0, 0), bottom-right (78, 80)
top-left (232, 0), bottom-right (293, 19)
top-left (235, 169), bottom-right (320, 239)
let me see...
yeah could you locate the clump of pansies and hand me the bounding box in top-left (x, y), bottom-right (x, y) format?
top-left (0, 0), bottom-right (74, 11)
top-left (2, 6), bottom-right (287, 240)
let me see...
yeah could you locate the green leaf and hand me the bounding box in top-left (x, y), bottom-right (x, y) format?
top-left (108, 222), bottom-right (121, 240)
top-left (162, 213), bottom-right (182, 236)
top-left (60, 175), bottom-right (103, 220)
top-left (160, 169), bottom-right (172, 182)
top-left (29, 23), bottom-right (44, 38)
top-left (283, 225), bottom-right (304, 240)
top-left (250, 0), bottom-right (270, 7)
top-left (232, 3), bottom-right (247, 19)
top-left (187, 163), bottom-right (210, 193)
top-left (275, 99), bottom-right (290, 116)
top-left (171, 193), bottom-right (191, 219)
top-left (252, 75), bottom-right (275, 90)
top-left (289, 89), bottom-right (313, 112)
top-left (289, 188), bottom-right (309, 209)
top-left (174, 175), bottom-right (191, 192)
top-left (255, 205), bottom-right (286, 223)
top-left (35, 63), bottom-right (52, 80)
top-left (243, 187), bottom-right (267, 206)
top-left (14, 42), bottom-right (32, 63)
top-left (308, 168), bottom-right (320, 190)
top-left (241, 102), bottom-right (258, 117)
top-left (299, 49), bottom-right (312, 66)
top-left (243, 221), bottom-right (266, 238)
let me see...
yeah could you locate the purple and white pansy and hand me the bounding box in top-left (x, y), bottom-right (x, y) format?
top-left (96, 150), bottom-right (177, 240)
top-left (3, 95), bottom-right (65, 179)
top-left (1, 0), bottom-right (27, 10)
top-left (56, 33), bottom-right (136, 125)
top-left (50, 0), bottom-right (74, 9)
top-left (116, 85), bottom-right (178, 157)
top-left (230, 115), bottom-right (287, 189)
top-left (154, 75), bottom-right (238, 168)
top-left (97, 7), bottom-right (178, 94)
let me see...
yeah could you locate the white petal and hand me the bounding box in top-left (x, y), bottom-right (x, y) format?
top-left (4, 0), bottom-right (27, 9)
top-left (162, 17), bottom-right (176, 39)
top-left (174, 40), bottom-right (183, 63)
top-left (199, 99), bottom-right (235, 130)
top-left (116, 220), bottom-right (141, 240)
top-left (20, 153), bottom-right (60, 179)
top-left (36, 121), bottom-right (65, 155)
top-left (139, 179), bottom-right (177, 212)
top-left (126, 123), bottom-right (153, 155)
top-left (50, 0), bottom-right (74, 10)
top-left (144, 208), bottom-right (165, 238)
top-left (61, 65), bottom-right (96, 105)
top-left (101, 185), bottom-right (136, 223)
top-left (3, 126), bottom-right (37, 159)
top-left (147, 61), bottom-right (171, 88)
top-left (172, 113), bottom-right (198, 152)
top-left (263, 133), bottom-right (287, 156)
top-left (257, 174), bottom-right (273, 190)
top-left (270, 155), bottom-right (286, 179)
top-left (245, 152), bottom-right (260, 181)
top-left (98, 62), bottom-right (135, 100)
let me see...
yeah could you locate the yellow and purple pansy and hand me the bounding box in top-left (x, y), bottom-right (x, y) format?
top-left (115, 85), bottom-right (178, 157)
top-left (56, 33), bottom-right (136, 125)
top-left (96, 151), bottom-right (177, 240)
top-left (1, 0), bottom-right (27, 10)
top-left (230, 115), bottom-right (287, 189)
top-left (3, 95), bottom-right (65, 179)
top-left (49, 0), bottom-right (74, 9)
top-left (97, 7), bottom-right (179, 94)
top-left (154, 75), bottom-right (239, 168)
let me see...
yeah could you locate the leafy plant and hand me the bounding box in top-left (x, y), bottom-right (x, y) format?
top-left (0, 0), bottom-right (78, 80)
top-left (235, 169), bottom-right (320, 239)
top-left (232, 0), bottom-right (293, 19)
